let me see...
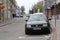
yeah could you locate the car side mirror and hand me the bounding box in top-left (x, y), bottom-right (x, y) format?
top-left (48, 18), bottom-right (51, 20)
top-left (25, 20), bottom-right (28, 22)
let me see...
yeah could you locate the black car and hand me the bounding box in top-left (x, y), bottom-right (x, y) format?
top-left (25, 13), bottom-right (52, 35)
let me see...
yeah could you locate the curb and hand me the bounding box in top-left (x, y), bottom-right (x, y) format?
top-left (0, 18), bottom-right (17, 27)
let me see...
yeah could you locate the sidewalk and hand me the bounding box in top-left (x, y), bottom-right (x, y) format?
top-left (51, 16), bottom-right (60, 40)
top-left (0, 18), bottom-right (17, 27)
top-left (52, 15), bottom-right (60, 20)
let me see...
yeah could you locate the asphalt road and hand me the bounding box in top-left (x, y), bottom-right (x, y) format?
top-left (0, 17), bottom-right (53, 40)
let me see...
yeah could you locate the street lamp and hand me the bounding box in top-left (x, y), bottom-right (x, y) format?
top-left (54, 0), bottom-right (57, 40)
top-left (54, 0), bottom-right (57, 27)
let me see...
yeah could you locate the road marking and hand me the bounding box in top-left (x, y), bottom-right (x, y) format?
top-left (18, 36), bottom-right (45, 39)
top-left (18, 36), bottom-right (26, 39)
top-left (45, 35), bottom-right (50, 38)
top-left (18, 35), bottom-right (51, 40)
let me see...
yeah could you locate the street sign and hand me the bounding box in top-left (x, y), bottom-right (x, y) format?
top-left (0, 4), bottom-right (5, 9)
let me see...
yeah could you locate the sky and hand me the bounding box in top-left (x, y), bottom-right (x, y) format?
top-left (16, 0), bottom-right (41, 13)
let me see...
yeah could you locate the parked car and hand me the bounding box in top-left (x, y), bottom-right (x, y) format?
top-left (25, 14), bottom-right (30, 17)
top-left (16, 13), bottom-right (20, 17)
top-left (20, 15), bottom-right (23, 17)
top-left (25, 13), bottom-right (52, 35)
top-left (12, 14), bottom-right (16, 18)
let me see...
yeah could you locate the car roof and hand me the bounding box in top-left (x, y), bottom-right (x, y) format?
top-left (30, 13), bottom-right (44, 15)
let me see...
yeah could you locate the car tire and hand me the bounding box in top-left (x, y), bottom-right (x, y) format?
top-left (25, 28), bottom-right (30, 35)
top-left (48, 27), bottom-right (52, 34)
top-left (25, 28), bottom-right (29, 34)
top-left (47, 28), bottom-right (51, 34)
top-left (25, 25), bottom-right (29, 35)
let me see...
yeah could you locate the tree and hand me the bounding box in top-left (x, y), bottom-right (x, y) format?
top-left (21, 6), bottom-right (25, 12)
top-left (32, 1), bottom-right (43, 12)
top-left (53, 2), bottom-right (60, 19)
top-left (20, 6), bottom-right (25, 15)
top-left (56, 3), bottom-right (60, 19)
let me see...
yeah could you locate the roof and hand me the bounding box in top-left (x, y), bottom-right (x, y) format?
top-left (29, 13), bottom-right (45, 16)
top-left (33, 13), bottom-right (44, 15)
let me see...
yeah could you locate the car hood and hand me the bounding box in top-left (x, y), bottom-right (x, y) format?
top-left (27, 21), bottom-right (47, 25)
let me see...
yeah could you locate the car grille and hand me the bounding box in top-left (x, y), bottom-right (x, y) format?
top-left (31, 24), bottom-right (43, 27)
top-left (31, 25), bottom-right (36, 27)
top-left (38, 25), bottom-right (43, 27)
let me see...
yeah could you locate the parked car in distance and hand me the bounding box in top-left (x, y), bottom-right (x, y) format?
top-left (25, 13), bottom-right (52, 35)
top-left (20, 14), bottom-right (23, 17)
top-left (16, 13), bottom-right (20, 17)
top-left (25, 14), bottom-right (30, 17)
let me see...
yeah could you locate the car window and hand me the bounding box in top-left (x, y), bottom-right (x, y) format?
top-left (28, 14), bottom-right (47, 21)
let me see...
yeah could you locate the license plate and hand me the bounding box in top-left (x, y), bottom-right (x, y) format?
top-left (33, 28), bottom-right (41, 30)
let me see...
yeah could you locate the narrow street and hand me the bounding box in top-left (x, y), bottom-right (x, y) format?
top-left (0, 0), bottom-right (60, 40)
top-left (0, 17), bottom-right (52, 40)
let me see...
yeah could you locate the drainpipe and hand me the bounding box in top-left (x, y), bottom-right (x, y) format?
top-left (54, 0), bottom-right (57, 27)
top-left (6, 0), bottom-right (8, 20)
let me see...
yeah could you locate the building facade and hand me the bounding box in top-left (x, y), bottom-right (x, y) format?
top-left (10, 0), bottom-right (17, 18)
top-left (0, 0), bottom-right (17, 22)
top-left (44, 0), bottom-right (60, 18)
top-left (16, 6), bottom-right (21, 17)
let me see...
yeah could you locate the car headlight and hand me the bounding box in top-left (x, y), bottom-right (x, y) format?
top-left (27, 25), bottom-right (31, 28)
top-left (43, 23), bottom-right (47, 27)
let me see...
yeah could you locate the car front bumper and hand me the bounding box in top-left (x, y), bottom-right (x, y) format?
top-left (26, 27), bottom-right (50, 34)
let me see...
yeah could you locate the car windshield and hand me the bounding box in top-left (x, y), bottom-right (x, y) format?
top-left (28, 14), bottom-right (47, 21)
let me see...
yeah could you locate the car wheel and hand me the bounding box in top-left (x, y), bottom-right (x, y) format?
top-left (25, 28), bottom-right (31, 35)
top-left (47, 28), bottom-right (51, 34)
top-left (25, 29), bottom-right (29, 34)
top-left (25, 26), bottom-right (29, 35)
top-left (48, 27), bottom-right (52, 34)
